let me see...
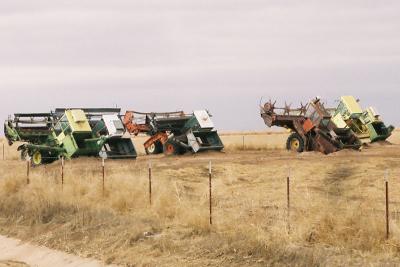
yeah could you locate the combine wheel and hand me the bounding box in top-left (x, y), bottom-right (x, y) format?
top-left (145, 141), bottom-right (163, 155)
top-left (163, 141), bottom-right (180, 156)
top-left (31, 151), bottom-right (43, 166)
top-left (286, 133), bottom-right (305, 152)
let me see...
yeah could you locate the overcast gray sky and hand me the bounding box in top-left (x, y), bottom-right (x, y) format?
top-left (0, 0), bottom-right (399, 131)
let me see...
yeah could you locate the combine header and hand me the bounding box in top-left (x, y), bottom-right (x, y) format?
top-left (123, 110), bottom-right (224, 155)
top-left (260, 98), bottom-right (361, 154)
top-left (4, 112), bottom-right (55, 147)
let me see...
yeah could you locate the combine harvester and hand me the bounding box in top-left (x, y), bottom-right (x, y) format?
top-left (55, 108), bottom-right (137, 159)
top-left (123, 110), bottom-right (224, 155)
top-left (330, 96), bottom-right (394, 144)
top-left (4, 109), bottom-right (136, 165)
top-left (260, 98), bottom-right (361, 154)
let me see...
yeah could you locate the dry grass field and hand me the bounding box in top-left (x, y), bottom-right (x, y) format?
top-left (0, 130), bottom-right (400, 266)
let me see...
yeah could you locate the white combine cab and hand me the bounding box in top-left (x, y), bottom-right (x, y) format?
top-left (102, 114), bottom-right (126, 137)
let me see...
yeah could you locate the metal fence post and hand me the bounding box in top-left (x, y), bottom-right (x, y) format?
top-left (209, 161), bottom-right (212, 225)
top-left (26, 159), bottom-right (30, 185)
top-left (385, 170), bottom-right (389, 239)
top-left (287, 167), bottom-right (291, 233)
top-left (149, 161), bottom-right (152, 206)
top-left (102, 158), bottom-right (105, 197)
top-left (61, 157), bottom-right (64, 190)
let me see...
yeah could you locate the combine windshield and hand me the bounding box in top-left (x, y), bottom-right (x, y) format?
top-left (305, 104), bottom-right (320, 123)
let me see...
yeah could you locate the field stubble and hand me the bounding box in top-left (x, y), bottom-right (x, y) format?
top-left (0, 130), bottom-right (399, 266)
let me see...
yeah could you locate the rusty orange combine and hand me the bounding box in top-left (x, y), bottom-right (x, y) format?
top-left (260, 98), bottom-right (361, 154)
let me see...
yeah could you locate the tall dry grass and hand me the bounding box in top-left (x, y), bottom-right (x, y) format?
top-left (221, 133), bottom-right (287, 151)
top-left (133, 132), bottom-right (289, 154)
top-left (0, 133), bottom-right (399, 266)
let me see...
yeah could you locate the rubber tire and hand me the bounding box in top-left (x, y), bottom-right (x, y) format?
top-left (145, 141), bottom-right (163, 155)
top-left (163, 141), bottom-right (181, 156)
top-left (31, 151), bottom-right (43, 166)
top-left (286, 133), bottom-right (305, 153)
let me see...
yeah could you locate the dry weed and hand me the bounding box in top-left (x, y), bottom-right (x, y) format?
top-left (0, 133), bottom-right (399, 266)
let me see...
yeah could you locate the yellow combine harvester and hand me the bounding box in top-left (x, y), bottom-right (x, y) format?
top-left (331, 96), bottom-right (394, 143)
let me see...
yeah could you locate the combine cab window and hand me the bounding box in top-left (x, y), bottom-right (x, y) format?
top-left (305, 105), bottom-right (318, 122)
top-left (320, 118), bottom-right (330, 128)
top-left (54, 115), bottom-right (72, 136)
top-left (54, 122), bottom-right (62, 135)
top-left (113, 120), bottom-right (125, 135)
top-left (309, 111), bottom-right (320, 124)
top-left (54, 115), bottom-right (68, 136)
top-left (306, 103), bottom-right (328, 125)
top-left (60, 117), bottom-right (70, 133)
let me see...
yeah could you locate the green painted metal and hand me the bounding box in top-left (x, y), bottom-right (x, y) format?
top-left (5, 108), bottom-right (138, 164)
top-left (126, 109), bottom-right (224, 155)
top-left (182, 116), bottom-right (224, 152)
top-left (332, 96), bottom-right (394, 143)
top-left (5, 110), bottom-right (110, 165)
top-left (4, 113), bottom-right (55, 145)
top-left (78, 110), bottom-right (137, 159)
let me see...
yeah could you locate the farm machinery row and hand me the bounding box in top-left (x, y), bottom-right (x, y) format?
top-left (260, 96), bottom-right (394, 154)
top-left (4, 108), bottom-right (224, 165)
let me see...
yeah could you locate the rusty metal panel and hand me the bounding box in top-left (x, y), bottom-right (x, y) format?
top-left (302, 119), bottom-right (314, 133)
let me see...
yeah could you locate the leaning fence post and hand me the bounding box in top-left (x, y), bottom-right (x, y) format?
top-left (26, 159), bottom-right (30, 185)
top-left (242, 136), bottom-right (245, 150)
top-left (287, 167), bottom-right (291, 233)
top-left (385, 170), bottom-right (390, 239)
top-left (209, 161), bottom-right (212, 225)
top-left (102, 158), bottom-right (105, 197)
top-left (148, 161), bottom-right (152, 206)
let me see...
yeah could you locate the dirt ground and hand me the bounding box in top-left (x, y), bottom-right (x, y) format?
top-left (0, 235), bottom-right (106, 267)
top-left (0, 130), bottom-right (399, 266)
top-left (0, 261), bottom-right (29, 267)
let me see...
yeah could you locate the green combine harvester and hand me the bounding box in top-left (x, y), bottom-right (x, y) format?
top-left (331, 96), bottom-right (394, 143)
top-left (4, 109), bottom-right (137, 166)
top-left (123, 109), bottom-right (224, 155)
top-left (55, 108), bottom-right (137, 160)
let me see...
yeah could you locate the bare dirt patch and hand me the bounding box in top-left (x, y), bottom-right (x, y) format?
top-left (0, 261), bottom-right (30, 267)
